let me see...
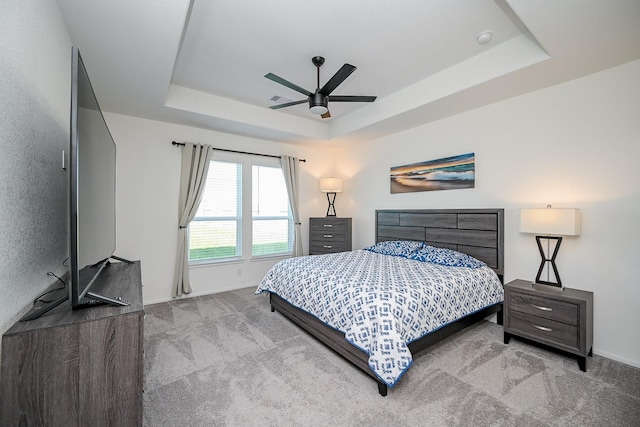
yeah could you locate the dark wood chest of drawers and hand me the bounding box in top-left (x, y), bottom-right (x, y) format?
top-left (1, 261), bottom-right (144, 426)
top-left (503, 279), bottom-right (593, 371)
top-left (309, 217), bottom-right (352, 254)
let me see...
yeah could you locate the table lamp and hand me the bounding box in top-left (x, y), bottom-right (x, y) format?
top-left (520, 205), bottom-right (581, 287)
top-left (320, 177), bottom-right (343, 217)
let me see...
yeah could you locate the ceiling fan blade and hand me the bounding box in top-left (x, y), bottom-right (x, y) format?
top-left (321, 110), bottom-right (331, 119)
top-left (328, 95), bottom-right (377, 102)
top-left (269, 99), bottom-right (307, 110)
top-left (265, 73), bottom-right (313, 97)
top-left (319, 64), bottom-right (356, 96)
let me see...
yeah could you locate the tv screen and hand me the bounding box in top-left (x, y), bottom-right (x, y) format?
top-left (69, 46), bottom-right (117, 307)
top-left (19, 47), bottom-right (127, 322)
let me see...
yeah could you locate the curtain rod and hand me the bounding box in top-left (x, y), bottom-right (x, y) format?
top-left (171, 141), bottom-right (306, 162)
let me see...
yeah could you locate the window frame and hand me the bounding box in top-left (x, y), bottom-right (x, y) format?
top-left (251, 160), bottom-right (294, 259)
top-left (188, 157), bottom-right (243, 265)
top-left (187, 153), bottom-right (293, 266)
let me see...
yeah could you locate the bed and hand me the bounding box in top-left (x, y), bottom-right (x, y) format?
top-left (256, 208), bottom-right (504, 396)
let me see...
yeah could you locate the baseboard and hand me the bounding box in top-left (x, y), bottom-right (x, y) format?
top-left (593, 348), bottom-right (640, 369)
top-left (145, 282), bottom-right (259, 306)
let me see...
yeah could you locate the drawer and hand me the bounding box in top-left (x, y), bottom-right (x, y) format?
top-left (310, 241), bottom-right (348, 253)
top-left (310, 230), bottom-right (347, 242)
top-left (507, 311), bottom-right (580, 352)
top-left (508, 291), bottom-right (578, 325)
top-left (311, 220), bottom-right (348, 233)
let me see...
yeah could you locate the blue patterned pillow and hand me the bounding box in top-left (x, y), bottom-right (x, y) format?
top-left (408, 245), bottom-right (486, 268)
top-left (364, 240), bottom-right (425, 257)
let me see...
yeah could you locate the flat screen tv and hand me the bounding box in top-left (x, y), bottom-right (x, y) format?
top-left (69, 46), bottom-right (131, 307)
top-left (21, 47), bottom-right (128, 321)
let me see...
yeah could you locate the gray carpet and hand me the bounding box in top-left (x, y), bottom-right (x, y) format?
top-left (142, 286), bottom-right (640, 426)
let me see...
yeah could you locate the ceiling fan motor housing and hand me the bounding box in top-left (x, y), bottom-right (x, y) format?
top-left (309, 91), bottom-right (328, 113)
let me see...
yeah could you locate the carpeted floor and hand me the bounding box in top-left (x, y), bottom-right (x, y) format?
top-left (142, 286), bottom-right (640, 426)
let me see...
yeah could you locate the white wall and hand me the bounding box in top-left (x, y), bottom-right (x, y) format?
top-left (0, 1), bottom-right (71, 336)
top-left (105, 113), bottom-right (336, 304)
top-left (335, 59), bottom-right (640, 367)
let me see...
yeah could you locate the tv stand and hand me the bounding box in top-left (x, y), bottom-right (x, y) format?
top-left (74, 292), bottom-right (127, 308)
top-left (80, 256), bottom-right (132, 307)
top-left (19, 256), bottom-right (133, 322)
top-left (110, 254), bottom-right (132, 264)
top-left (78, 255), bottom-right (132, 307)
top-left (1, 261), bottom-right (144, 425)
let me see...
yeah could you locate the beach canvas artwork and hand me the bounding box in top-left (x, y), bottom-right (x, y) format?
top-left (390, 153), bottom-right (475, 193)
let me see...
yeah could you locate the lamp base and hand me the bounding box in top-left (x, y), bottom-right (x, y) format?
top-left (325, 192), bottom-right (337, 217)
top-left (535, 236), bottom-right (562, 287)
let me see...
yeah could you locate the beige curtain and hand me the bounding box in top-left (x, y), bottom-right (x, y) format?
top-left (173, 142), bottom-right (214, 296)
top-left (280, 155), bottom-right (303, 257)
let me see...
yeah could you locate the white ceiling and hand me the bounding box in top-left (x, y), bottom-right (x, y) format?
top-left (55, 0), bottom-right (640, 146)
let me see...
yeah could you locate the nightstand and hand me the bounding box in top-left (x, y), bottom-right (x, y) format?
top-left (503, 279), bottom-right (593, 371)
top-left (309, 217), bottom-right (352, 255)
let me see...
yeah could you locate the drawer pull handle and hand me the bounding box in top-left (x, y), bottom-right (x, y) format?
top-left (323, 245), bottom-right (332, 249)
top-left (532, 323), bottom-right (553, 332)
top-left (323, 234), bottom-right (333, 238)
top-left (531, 304), bottom-right (552, 312)
top-left (323, 224), bottom-right (333, 227)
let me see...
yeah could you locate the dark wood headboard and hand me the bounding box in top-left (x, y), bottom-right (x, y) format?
top-left (375, 209), bottom-right (504, 281)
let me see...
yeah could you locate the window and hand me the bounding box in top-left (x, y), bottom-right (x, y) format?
top-left (252, 164), bottom-right (293, 257)
top-left (188, 155), bottom-right (293, 264)
top-left (189, 160), bottom-right (242, 262)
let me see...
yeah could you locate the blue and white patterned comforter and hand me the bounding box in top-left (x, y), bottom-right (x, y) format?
top-left (255, 249), bottom-right (504, 387)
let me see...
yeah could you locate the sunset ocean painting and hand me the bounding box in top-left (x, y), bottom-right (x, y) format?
top-left (390, 153), bottom-right (475, 193)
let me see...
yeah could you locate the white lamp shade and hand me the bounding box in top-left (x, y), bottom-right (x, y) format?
top-left (320, 177), bottom-right (343, 193)
top-left (520, 208), bottom-right (581, 236)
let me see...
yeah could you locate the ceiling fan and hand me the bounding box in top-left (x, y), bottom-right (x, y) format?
top-left (265, 56), bottom-right (376, 119)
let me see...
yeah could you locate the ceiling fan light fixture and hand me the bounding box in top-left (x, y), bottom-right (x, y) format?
top-left (309, 92), bottom-right (328, 114)
top-left (310, 105), bottom-right (328, 115)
